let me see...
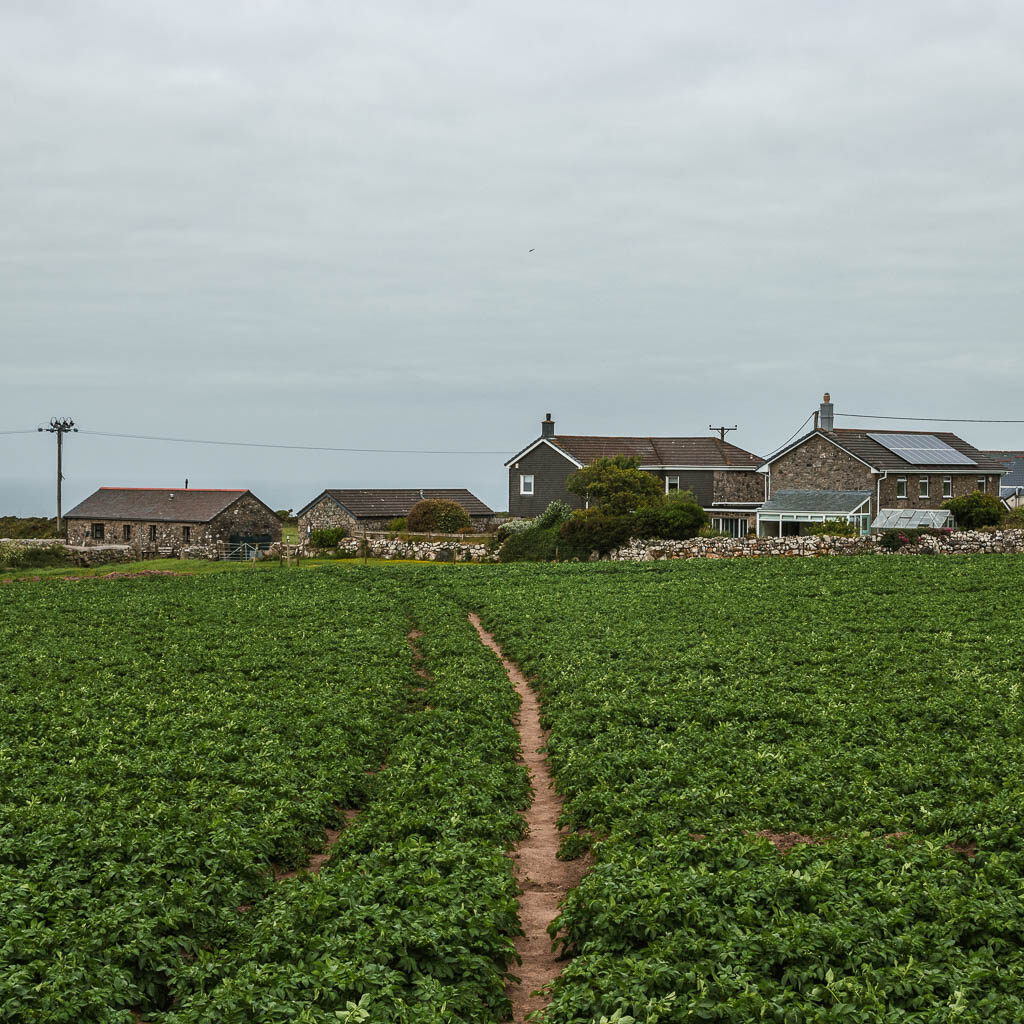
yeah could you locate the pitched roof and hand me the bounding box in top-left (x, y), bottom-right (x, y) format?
top-left (65, 488), bottom-right (251, 523)
top-left (300, 488), bottom-right (493, 519)
top-left (765, 428), bottom-right (1008, 473)
top-left (983, 451), bottom-right (1024, 490)
top-left (760, 489), bottom-right (873, 513)
top-left (524, 435), bottom-right (761, 469)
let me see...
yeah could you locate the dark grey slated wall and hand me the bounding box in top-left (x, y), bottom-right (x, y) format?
top-left (656, 470), bottom-right (714, 506)
top-left (508, 444), bottom-right (584, 516)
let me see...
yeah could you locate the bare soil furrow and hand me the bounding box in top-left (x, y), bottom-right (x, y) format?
top-left (468, 613), bottom-right (589, 1024)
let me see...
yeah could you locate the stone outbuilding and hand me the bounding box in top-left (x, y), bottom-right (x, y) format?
top-left (297, 488), bottom-right (495, 536)
top-left (505, 413), bottom-right (765, 536)
top-left (757, 394), bottom-right (1007, 535)
top-left (64, 487), bottom-right (282, 558)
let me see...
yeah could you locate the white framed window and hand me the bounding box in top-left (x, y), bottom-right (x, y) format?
top-left (943, 476), bottom-right (952, 499)
top-left (712, 517), bottom-right (749, 538)
top-left (665, 476), bottom-right (680, 493)
top-left (520, 474), bottom-right (534, 496)
top-left (977, 477), bottom-right (986, 493)
top-left (919, 477), bottom-right (929, 499)
top-left (896, 477), bottom-right (907, 499)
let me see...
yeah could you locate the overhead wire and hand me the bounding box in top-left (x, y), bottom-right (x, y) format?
top-left (76, 429), bottom-right (510, 455)
top-left (762, 412), bottom-right (814, 459)
top-left (837, 414), bottom-right (1024, 424)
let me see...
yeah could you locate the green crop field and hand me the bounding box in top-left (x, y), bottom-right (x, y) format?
top-left (2, 556), bottom-right (1024, 1023)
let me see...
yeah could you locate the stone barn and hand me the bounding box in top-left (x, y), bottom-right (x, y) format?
top-left (64, 487), bottom-right (282, 558)
top-left (297, 488), bottom-right (495, 536)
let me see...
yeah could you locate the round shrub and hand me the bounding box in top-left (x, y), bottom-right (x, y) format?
top-left (943, 492), bottom-right (1004, 530)
top-left (558, 509), bottom-right (633, 558)
top-left (536, 500), bottom-right (574, 529)
top-left (407, 500), bottom-right (471, 533)
top-left (387, 517), bottom-right (407, 533)
top-left (498, 525), bottom-right (559, 562)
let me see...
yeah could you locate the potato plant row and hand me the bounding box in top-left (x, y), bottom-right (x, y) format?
top-left (458, 557), bottom-right (1024, 1022)
top-left (161, 581), bottom-right (530, 1022)
top-left (0, 573), bottom-right (528, 1023)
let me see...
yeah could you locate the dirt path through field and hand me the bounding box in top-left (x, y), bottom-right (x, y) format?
top-left (469, 613), bottom-right (587, 1024)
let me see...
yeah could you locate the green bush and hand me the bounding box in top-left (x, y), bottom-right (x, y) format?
top-left (558, 509), bottom-right (633, 558)
top-left (0, 542), bottom-right (70, 569)
top-left (310, 527), bottom-right (348, 548)
top-left (877, 527), bottom-right (952, 551)
top-left (567, 456), bottom-right (664, 515)
top-left (498, 525), bottom-right (559, 562)
top-left (536, 500), bottom-right (574, 529)
top-left (1002, 505), bottom-right (1024, 529)
top-left (387, 517), bottom-right (407, 533)
top-left (804, 518), bottom-right (859, 537)
top-left (406, 500), bottom-right (471, 533)
top-left (631, 498), bottom-right (707, 540)
top-left (274, 509), bottom-right (296, 524)
top-left (943, 491), bottom-right (1003, 530)
top-left (497, 518), bottom-right (532, 540)
top-left (0, 516), bottom-right (59, 539)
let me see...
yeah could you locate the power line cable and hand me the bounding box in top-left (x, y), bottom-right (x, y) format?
top-left (77, 429), bottom-right (510, 455)
top-left (0, 429), bottom-right (39, 435)
top-left (762, 412), bottom-right (814, 459)
top-left (836, 413), bottom-right (1024, 424)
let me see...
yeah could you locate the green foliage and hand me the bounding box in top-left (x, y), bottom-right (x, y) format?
top-left (0, 516), bottom-right (59, 539)
top-left (804, 517), bottom-right (859, 537)
top-left (631, 498), bottom-right (707, 541)
top-left (0, 541), bottom-right (70, 569)
top-left (536, 500), bottom-right (574, 529)
top-left (387, 517), bottom-right (407, 532)
top-left (567, 457), bottom-right (664, 515)
top-left (558, 509), bottom-right (633, 558)
top-left (943, 491), bottom-right (1004, 529)
top-left (407, 499), bottom-right (472, 533)
top-left (1002, 505), bottom-right (1024, 529)
top-left (310, 526), bottom-right (348, 547)
top-left (496, 518), bottom-right (533, 539)
top-left (877, 527), bottom-right (951, 551)
top-left (0, 572), bottom-right (529, 1022)
top-left (498, 524), bottom-right (560, 562)
top-left (455, 557), bottom-right (1024, 1022)
top-left (273, 508), bottom-right (296, 524)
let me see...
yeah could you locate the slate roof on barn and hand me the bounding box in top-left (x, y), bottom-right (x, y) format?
top-left (507, 435), bottom-right (762, 469)
top-left (298, 489), bottom-right (493, 519)
top-left (760, 489), bottom-right (873, 513)
top-left (982, 451), bottom-right (1024, 492)
top-left (763, 428), bottom-right (1008, 474)
top-left (65, 488), bottom-right (253, 523)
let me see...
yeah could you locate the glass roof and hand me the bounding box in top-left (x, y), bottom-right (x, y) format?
top-left (871, 508), bottom-right (954, 530)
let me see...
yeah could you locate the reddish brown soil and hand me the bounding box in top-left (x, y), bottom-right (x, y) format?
top-left (469, 613), bottom-right (590, 1024)
top-left (949, 839), bottom-right (978, 859)
top-left (274, 812), bottom-right (357, 881)
top-left (752, 830), bottom-right (821, 854)
top-left (407, 628), bottom-right (433, 680)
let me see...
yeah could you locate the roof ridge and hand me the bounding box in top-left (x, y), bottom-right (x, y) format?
top-left (98, 486), bottom-right (247, 492)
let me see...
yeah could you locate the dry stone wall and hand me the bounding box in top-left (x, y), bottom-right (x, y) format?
top-left (611, 530), bottom-right (1024, 560)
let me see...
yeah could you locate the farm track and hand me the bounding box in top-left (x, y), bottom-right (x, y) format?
top-left (468, 613), bottom-right (589, 1024)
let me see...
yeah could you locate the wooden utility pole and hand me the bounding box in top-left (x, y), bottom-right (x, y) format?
top-left (38, 418), bottom-right (77, 534)
top-left (709, 424), bottom-right (738, 443)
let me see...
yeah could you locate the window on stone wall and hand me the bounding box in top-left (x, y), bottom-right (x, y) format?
top-left (183, 525), bottom-right (191, 543)
top-left (520, 474), bottom-right (534, 495)
top-left (149, 524), bottom-right (157, 542)
top-left (943, 476), bottom-right (952, 499)
top-left (123, 524), bottom-right (131, 541)
top-left (92, 523), bottom-right (104, 540)
top-left (919, 477), bottom-right (929, 498)
top-left (896, 477), bottom-right (907, 499)
top-left (977, 477), bottom-right (986, 493)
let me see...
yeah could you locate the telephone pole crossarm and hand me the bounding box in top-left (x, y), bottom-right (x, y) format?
top-left (709, 424), bottom-right (738, 443)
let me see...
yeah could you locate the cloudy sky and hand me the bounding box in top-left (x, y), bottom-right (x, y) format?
top-left (3, 0), bottom-right (1023, 515)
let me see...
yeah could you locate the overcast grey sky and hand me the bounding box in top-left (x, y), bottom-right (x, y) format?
top-left (3, 0), bottom-right (1023, 515)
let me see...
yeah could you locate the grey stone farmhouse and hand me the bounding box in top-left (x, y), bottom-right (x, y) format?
top-left (297, 489), bottom-right (495, 536)
top-left (756, 395), bottom-right (1007, 535)
top-left (64, 487), bottom-right (282, 557)
top-left (505, 414), bottom-right (764, 536)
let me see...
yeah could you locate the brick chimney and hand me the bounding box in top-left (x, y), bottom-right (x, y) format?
top-left (819, 392), bottom-right (834, 432)
top-left (541, 412), bottom-right (555, 438)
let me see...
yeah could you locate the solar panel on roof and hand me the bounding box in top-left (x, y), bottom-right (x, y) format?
top-left (867, 432), bottom-right (976, 466)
